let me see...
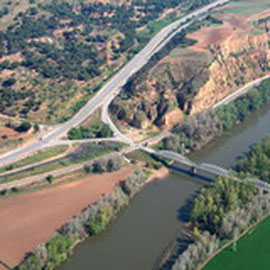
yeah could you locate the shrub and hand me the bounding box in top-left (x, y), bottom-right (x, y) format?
top-left (88, 205), bottom-right (113, 235)
top-left (2, 77), bottom-right (16, 87)
top-left (15, 121), bottom-right (32, 132)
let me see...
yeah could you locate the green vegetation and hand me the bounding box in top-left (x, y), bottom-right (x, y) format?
top-left (216, 79), bottom-right (270, 130)
top-left (45, 174), bottom-right (54, 184)
top-left (191, 179), bottom-right (258, 235)
top-left (17, 169), bottom-right (148, 270)
top-left (68, 123), bottom-right (113, 140)
top-left (88, 205), bottom-right (114, 235)
top-left (204, 215), bottom-right (270, 270)
top-left (235, 136), bottom-right (270, 182)
top-left (0, 146), bottom-right (68, 173)
top-left (67, 108), bottom-right (114, 139)
top-left (84, 155), bottom-right (123, 174)
top-left (15, 121), bottom-right (32, 132)
top-left (18, 234), bottom-right (74, 270)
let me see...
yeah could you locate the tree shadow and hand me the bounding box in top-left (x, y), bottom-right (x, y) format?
top-left (155, 189), bottom-right (201, 270)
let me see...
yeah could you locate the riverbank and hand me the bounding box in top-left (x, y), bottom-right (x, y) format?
top-left (157, 78), bottom-right (270, 270)
top-left (148, 167), bottom-right (170, 181)
top-left (57, 77), bottom-right (270, 270)
top-left (0, 167), bottom-right (133, 269)
top-left (12, 79), bottom-right (270, 270)
top-left (15, 167), bottom-right (149, 270)
top-left (169, 135), bottom-right (270, 270)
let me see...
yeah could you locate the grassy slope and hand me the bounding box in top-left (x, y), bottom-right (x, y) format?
top-left (204, 215), bottom-right (270, 270)
top-left (0, 145), bottom-right (69, 173)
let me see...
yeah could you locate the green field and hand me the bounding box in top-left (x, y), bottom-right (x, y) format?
top-left (204, 215), bottom-right (270, 270)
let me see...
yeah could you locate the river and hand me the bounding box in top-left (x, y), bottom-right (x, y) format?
top-left (60, 104), bottom-right (270, 270)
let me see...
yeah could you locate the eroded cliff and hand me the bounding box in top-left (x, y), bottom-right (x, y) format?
top-left (110, 10), bottom-right (270, 132)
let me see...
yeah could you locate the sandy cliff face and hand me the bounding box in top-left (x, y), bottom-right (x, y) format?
top-left (191, 33), bottom-right (270, 114)
top-left (111, 22), bottom-right (270, 131)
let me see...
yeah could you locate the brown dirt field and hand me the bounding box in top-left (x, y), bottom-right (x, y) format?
top-left (0, 166), bottom-right (133, 269)
top-left (188, 14), bottom-right (251, 51)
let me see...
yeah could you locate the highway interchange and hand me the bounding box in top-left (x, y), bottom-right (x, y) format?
top-left (0, 0), bottom-right (230, 167)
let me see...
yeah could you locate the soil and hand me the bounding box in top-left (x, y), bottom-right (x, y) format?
top-left (0, 166), bottom-right (133, 269)
top-left (188, 13), bottom-right (251, 51)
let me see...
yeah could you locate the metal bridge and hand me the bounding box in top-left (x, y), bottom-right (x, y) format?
top-left (148, 149), bottom-right (270, 191)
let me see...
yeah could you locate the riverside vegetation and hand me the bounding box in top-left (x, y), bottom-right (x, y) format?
top-left (16, 168), bottom-right (147, 270)
top-left (163, 135), bottom-right (270, 269)
top-left (161, 78), bottom-right (270, 154)
top-left (234, 136), bottom-right (270, 183)
top-left (171, 178), bottom-right (270, 270)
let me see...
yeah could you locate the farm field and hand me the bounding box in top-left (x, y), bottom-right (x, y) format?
top-left (204, 215), bottom-right (270, 270)
top-left (0, 166), bottom-right (132, 268)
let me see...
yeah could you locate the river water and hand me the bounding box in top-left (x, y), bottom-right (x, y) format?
top-left (60, 104), bottom-right (270, 270)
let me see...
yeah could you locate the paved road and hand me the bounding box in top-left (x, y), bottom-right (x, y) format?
top-left (49, 137), bottom-right (123, 146)
top-left (213, 75), bottom-right (270, 109)
top-left (0, 0), bottom-right (229, 167)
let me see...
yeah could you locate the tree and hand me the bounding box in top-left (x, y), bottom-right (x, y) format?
top-left (2, 77), bottom-right (16, 87)
top-left (46, 175), bottom-right (54, 184)
top-left (97, 124), bottom-right (113, 138)
top-left (88, 205), bottom-right (113, 235)
top-left (34, 123), bottom-right (40, 133)
top-left (16, 121), bottom-right (32, 132)
top-left (92, 161), bottom-right (105, 173)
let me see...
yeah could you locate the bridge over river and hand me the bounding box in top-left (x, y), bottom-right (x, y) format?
top-left (141, 147), bottom-right (270, 192)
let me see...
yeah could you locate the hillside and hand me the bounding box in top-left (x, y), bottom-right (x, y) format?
top-left (0, 0), bottom-right (215, 123)
top-left (110, 0), bottom-right (270, 137)
top-left (0, 0), bottom-right (217, 153)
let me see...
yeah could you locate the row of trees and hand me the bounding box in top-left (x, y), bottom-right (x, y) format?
top-left (67, 142), bottom-right (123, 162)
top-left (84, 155), bottom-right (123, 174)
top-left (17, 169), bottom-right (147, 270)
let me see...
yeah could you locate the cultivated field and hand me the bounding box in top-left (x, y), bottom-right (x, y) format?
top-left (0, 166), bottom-right (132, 268)
top-left (204, 215), bottom-right (270, 270)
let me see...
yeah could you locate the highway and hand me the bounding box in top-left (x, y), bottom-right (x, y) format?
top-left (0, 0), bottom-right (229, 166)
